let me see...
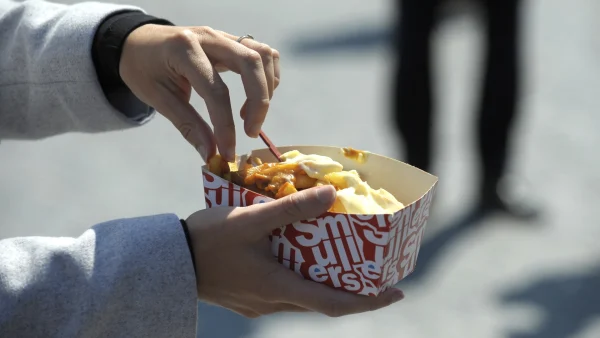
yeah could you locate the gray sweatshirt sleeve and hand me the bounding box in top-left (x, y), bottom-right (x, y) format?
top-left (0, 0), bottom-right (155, 140)
top-left (0, 2), bottom-right (197, 336)
top-left (0, 214), bottom-right (198, 338)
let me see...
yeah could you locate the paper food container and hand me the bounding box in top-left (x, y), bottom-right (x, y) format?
top-left (202, 145), bottom-right (438, 296)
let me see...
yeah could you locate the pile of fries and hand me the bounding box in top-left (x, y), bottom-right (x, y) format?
top-left (207, 154), bottom-right (332, 199)
top-left (207, 148), bottom-right (404, 214)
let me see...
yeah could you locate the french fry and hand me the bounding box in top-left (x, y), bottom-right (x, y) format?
top-left (329, 198), bottom-right (347, 213)
top-left (248, 156), bottom-right (263, 167)
top-left (342, 147), bottom-right (367, 163)
top-left (207, 154), bottom-right (230, 176)
top-left (211, 154), bottom-right (353, 206)
top-left (323, 172), bottom-right (350, 189)
top-left (276, 182), bottom-right (298, 199)
top-left (295, 174), bottom-right (317, 189)
top-left (229, 171), bottom-right (245, 186)
top-left (228, 161), bottom-right (239, 172)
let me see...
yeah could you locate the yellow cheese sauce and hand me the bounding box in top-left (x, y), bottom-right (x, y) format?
top-left (280, 150), bottom-right (404, 214)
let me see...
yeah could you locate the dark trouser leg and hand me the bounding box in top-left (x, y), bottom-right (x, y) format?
top-left (392, 0), bottom-right (439, 172)
top-left (476, 0), bottom-right (538, 219)
top-left (477, 0), bottom-right (522, 196)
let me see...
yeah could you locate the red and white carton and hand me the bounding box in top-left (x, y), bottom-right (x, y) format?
top-left (202, 146), bottom-right (438, 296)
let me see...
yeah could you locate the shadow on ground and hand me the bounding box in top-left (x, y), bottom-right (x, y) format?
top-left (194, 208), bottom-right (600, 338)
top-left (286, 1), bottom-right (479, 57)
top-left (288, 24), bottom-right (393, 56)
top-left (400, 207), bottom-right (488, 284)
top-left (401, 208), bottom-right (600, 338)
top-left (500, 265), bottom-right (600, 338)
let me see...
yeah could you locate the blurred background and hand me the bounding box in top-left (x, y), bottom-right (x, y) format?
top-left (1, 0), bottom-right (600, 337)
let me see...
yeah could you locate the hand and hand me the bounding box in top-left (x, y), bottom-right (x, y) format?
top-left (185, 185), bottom-right (405, 318)
top-left (119, 24), bottom-right (280, 162)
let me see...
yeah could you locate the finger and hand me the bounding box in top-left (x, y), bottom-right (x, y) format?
top-left (152, 85), bottom-right (217, 161)
top-left (230, 185), bottom-right (336, 236)
top-left (275, 269), bottom-right (405, 317)
top-left (228, 303), bottom-right (309, 318)
top-left (214, 64), bottom-right (230, 73)
top-left (177, 35), bottom-right (236, 161)
top-left (254, 303), bottom-right (311, 315)
top-left (227, 34), bottom-right (275, 99)
top-left (240, 100), bottom-right (247, 119)
top-left (239, 50), bottom-right (276, 119)
top-left (228, 306), bottom-right (261, 319)
top-left (199, 30), bottom-right (269, 137)
top-left (217, 31), bottom-right (278, 98)
top-left (218, 32), bottom-right (280, 91)
top-left (272, 48), bottom-right (280, 90)
top-left (220, 297), bottom-right (310, 317)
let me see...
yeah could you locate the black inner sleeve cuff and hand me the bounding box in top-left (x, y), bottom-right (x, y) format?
top-left (92, 11), bottom-right (174, 120)
top-left (179, 219), bottom-right (197, 276)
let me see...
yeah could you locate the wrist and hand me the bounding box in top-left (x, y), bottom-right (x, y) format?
top-left (92, 11), bottom-right (174, 121)
top-left (93, 12), bottom-right (174, 88)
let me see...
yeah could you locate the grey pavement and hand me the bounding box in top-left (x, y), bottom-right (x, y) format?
top-left (1, 0), bottom-right (599, 337)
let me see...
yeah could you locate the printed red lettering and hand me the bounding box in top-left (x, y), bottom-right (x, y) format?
top-left (312, 240), bottom-right (337, 266)
top-left (334, 238), bottom-right (351, 271)
top-left (341, 272), bottom-right (361, 292)
top-left (294, 221), bottom-right (326, 247)
top-left (308, 265), bottom-right (328, 283)
top-left (317, 214), bottom-right (351, 238)
top-left (327, 266), bottom-right (342, 287)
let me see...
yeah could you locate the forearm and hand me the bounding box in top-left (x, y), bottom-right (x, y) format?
top-left (0, 0), bottom-right (167, 139)
top-left (0, 214), bottom-right (197, 337)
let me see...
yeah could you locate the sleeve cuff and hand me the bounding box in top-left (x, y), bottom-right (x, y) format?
top-left (92, 11), bottom-right (174, 122)
top-left (89, 214), bottom-right (198, 335)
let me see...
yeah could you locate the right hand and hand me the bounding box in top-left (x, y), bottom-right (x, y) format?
top-left (120, 25), bottom-right (280, 162)
top-left (186, 185), bottom-right (405, 318)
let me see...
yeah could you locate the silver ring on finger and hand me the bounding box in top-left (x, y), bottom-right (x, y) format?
top-left (236, 34), bottom-right (255, 43)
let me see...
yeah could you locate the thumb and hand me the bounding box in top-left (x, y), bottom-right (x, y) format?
top-left (239, 185), bottom-right (336, 237)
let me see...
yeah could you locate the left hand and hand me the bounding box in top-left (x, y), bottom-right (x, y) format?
top-left (186, 185), bottom-right (405, 317)
top-left (119, 24), bottom-right (280, 162)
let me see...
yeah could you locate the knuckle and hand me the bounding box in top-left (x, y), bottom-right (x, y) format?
top-left (256, 44), bottom-right (273, 58)
top-left (170, 29), bottom-right (196, 48)
top-left (253, 98), bottom-right (270, 110)
top-left (194, 26), bottom-right (217, 39)
top-left (177, 121), bottom-right (195, 141)
top-left (281, 193), bottom-right (304, 218)
top-left (271, 48), bottom-right (280, 59)
top-left (326, 301), bottom-right (343, 318)
top-left (217, 118), bottom-right (235, 131)
top-left (244, 51), bottom-right (263, 67)
top-left (176, 121), bottom-right (203, 150)
top-left (209, 82), bottom-right (230, 99)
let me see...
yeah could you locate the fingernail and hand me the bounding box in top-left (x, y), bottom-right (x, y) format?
top-left (196, 146), bottom-right (208, 161)
top-left (315, 185), bottom-right (336, 205)
top-left (249, 123), bottom-right (262, 138)
top-left (224, 148), bottom-right (235, 162)
top-left (391, 289), bottom-right (405, 303)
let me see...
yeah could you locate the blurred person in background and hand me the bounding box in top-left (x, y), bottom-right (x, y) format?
top-left (0, 0), bottom-right (404, 337)
top-left (392, 0), bottom-right (539, 219)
